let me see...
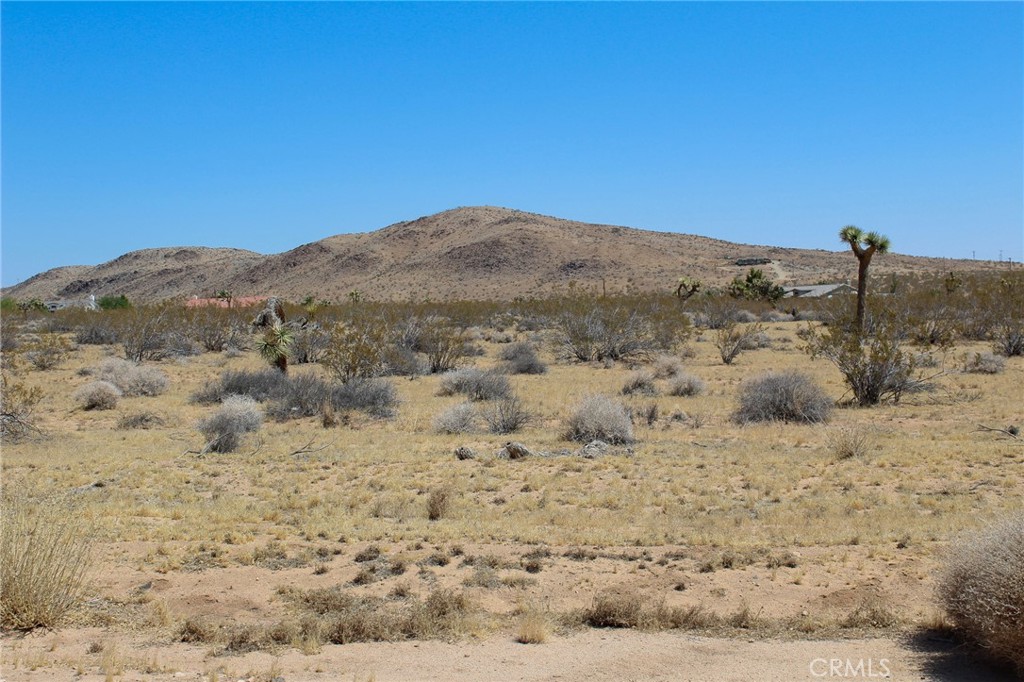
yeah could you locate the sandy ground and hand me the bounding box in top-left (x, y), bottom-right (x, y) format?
top-left (2, 628), bottom-right (1018, 682)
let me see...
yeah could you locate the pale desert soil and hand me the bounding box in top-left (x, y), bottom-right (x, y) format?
top-left (2, 628), bottom-right (1016, 682)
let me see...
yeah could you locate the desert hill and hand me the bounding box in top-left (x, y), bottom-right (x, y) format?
top-left (2, 206), bottom-right (1000, 302)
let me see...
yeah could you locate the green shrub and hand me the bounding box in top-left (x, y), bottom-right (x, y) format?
top-left (97, 295), bottom-right (131, 310)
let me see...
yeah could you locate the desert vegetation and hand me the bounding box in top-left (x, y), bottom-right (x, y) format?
top-left (0, 270), bottom-right (1021, 677)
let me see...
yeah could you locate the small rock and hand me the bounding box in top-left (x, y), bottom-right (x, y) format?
top-left (500, 442), bottom-right (532, 460)
top-left (453, 446), bottom-right (476, 461)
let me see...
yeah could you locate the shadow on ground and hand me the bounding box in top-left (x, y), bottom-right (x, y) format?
top-left (903, 629), bottom-right (1018, 681)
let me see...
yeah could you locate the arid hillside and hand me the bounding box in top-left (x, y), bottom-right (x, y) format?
top-left (3, 206), bottom-right (1002, 302)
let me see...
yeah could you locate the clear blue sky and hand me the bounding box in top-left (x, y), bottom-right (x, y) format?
top-left (2, 1), bottom-right (1022, 287)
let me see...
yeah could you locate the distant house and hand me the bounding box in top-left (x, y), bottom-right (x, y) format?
top-left (783, 283), bottom-right (855, 299)
top-left (44, 295), bottom-right (99, 312)
top-left (734, 257), bottom-right (772, 267)
top-left (185, 295), bottom-right (269, 309)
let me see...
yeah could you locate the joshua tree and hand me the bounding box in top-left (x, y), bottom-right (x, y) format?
top-left (675, 276), bottom-right (702, 302)
top-left (839, 226), bottom-right (891, 334)
top-left (252, 297), bottom-right (291, 373)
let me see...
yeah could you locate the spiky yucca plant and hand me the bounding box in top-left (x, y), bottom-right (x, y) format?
top-left (257, 325), bottom-right (293, 374)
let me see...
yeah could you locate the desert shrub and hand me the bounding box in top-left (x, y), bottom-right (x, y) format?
top-left (584, 590), bottom-right (648, 628)
top-left (328, 378), bottom-right (397, 418)
top-left (97, 294), bottom-right (131, 310)
top-left (801, 316), bottom-right (917, 406)
top-left (733, 371), bottom-right (832, 424)
top-left (621, 371), bottom-right (658, 396)
top-left (499, 342), bottom-right (547, 375)
top-left (197, 395), bottom-right (263, 452)
top-left (962, 352), bottom-right (1006, 375)
top-left (23, 333), bottom-right (72, 370)
top-left (0, 494), bottom-right (93, 630)
top-left (761, 310), bottom-right (795, 323)
top-left (433, 403), bottom-right (479, 435)
top-left (183, 307), bottom-right (240, 353)
top-left (193, 369), bottom-right (395, 419)
top-left (651, 355), bottom-right (684, 379)
top-left (0, 371), bottom-right (43, 442)
top-left (714, 320), bottom-right (766, 365)
top-left (268, 375), bottom-right (397, 420)
top-left (418, 317), bottom-right (468, 374)
top-left (323, 320), bottom-right (390, 381)
top-left (191, 369), bottom-right (288, 404)
top-left (113, 305), bottom-right (177, 362)
top-left (557, 306), bottom-right (656, 362)
top-left (739, 330), bottom-right (772, 350)
top-left (288, 325), bottom-right (330, 364)
top-left (733, 309), bottom-right (759, 324)
top-left (94, 357), bottom-right (168, 396)
top-left (667, 373), bottom-right (705, 397)
top-left (938, 513), bottom-right (1024, 672)
top-left (828, 427), bottom-right (872, 460)
top-left (74, 320), bottom-right (119, 345)
top-left (563, 394), bottom-right (635, 444)
top-left (437, 368), bottom-right (511, 401)
top-left (426, 488), bottom-right (453, 521)
top-left (482, 395), bottom-right (531, 434)
top-left (74, 381), bottom-right (121, 411)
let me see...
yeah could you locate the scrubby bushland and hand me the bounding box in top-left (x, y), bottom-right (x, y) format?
top-left (74, 381), bottom-right (122, 411)
top-left (437, 368), bottom-right (511, 401)
top-left (192, 369), bottom-right (397, 420)
top-left (433, 402), bottom-right (478, 435)
top-left (563, 395), bottom-right (635, 445)
top-left (0, 494), bottom-right (93, 630)
top-left (733, 371), bottom-right (832, 424)
top-left (499, 342), bottom-right (547, 375)
top-left (939, 513), bottom-right (1024, 673)
top-left (197, 395), bottom-right (263, 453)
top-left (482, 395), bottom-right (531, 434)
top-left (94, 357), bottom-right (168, 396)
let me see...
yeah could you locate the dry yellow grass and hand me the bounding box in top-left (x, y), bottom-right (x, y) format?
top-left (1, 319), bottom-right (1022, 677)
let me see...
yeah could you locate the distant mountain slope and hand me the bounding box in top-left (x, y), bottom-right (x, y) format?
top-left (2, 206), bottom-right (999, 302)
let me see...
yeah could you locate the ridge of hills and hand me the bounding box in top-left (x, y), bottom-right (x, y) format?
top-left (2, 206), bottom-right (998, 302)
